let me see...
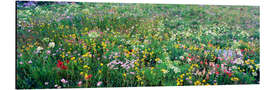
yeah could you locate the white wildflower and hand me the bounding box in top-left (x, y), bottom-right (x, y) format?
top-left (48, 42), bottom-right (55, 48)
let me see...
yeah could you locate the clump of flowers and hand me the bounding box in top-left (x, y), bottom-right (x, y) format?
top-left (107, 59), bottom-right (136, 70)
top-left (61, 78), bottom-right (68, 84)
top-left (56, 60), bottom-right (68, 70)
top-left (88, 31), bottom-right (99, 38)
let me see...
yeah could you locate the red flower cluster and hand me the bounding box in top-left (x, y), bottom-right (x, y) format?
top-left (57, 60), bottom-right (69, 70)
top-left (224, 69), bottom-right (232, 77)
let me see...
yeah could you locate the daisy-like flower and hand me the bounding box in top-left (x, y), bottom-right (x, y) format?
top-left (48, 42), bottom-right (55, 48)
top-left (97, 81), bottom-right (102, 86)
top-left (61, 78), bottom-right (68, 84)
top-left (44, 82), bottom-right (49, 85)
top-left (235, 58), bottom-right (244, 65)
top-left (46, 50), bottom-right (51, 54)
top-left (19, 53), bottom-right (22, 57)
top-left (35, 46), bottom-right (44, 53)
top-left (130, 72), bottom-right (135, 75)
top-left (37, 46), bottom-right (44, 51)
top-left (19, 61), bottom-right (23, 64)
top-left (252, 72), bottom-right (258, 76)
top-left (28, 60), bottom-right (32, 64)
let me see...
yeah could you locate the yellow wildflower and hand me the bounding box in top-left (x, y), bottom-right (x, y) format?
top-left (151, 67), bottom-right (154, 70)
top-left (84, 73), bottom-right (88, 80)
top-left (231, 77), bottom-right (239, 81)
top-left (84, 27), bottom-right (88, 31)
top-left (189, 76), bottom-right (192, 80)
top-left (71, 34), bottom-right (76, 38)
top-left (202, 79), bottom-right (206, 83)
top-left (177, 82), bottom-right (180, 86)
top-left (98, 70), bottom-right (102, 74)
top-left (83, 65), bottom-right (90, 69)
top-left (194, 80), bottom-right (201, 85)
top-left (180, 79), bottom-right (183, 82)
top-left (100, 63), bottom-right (103, 66)
top-left (155, 58), bottom-right (160, 62)
top-left (250, 59), bottom-right (255, 64)
top-left (161, 69), bottom-right (168, 74)
top-left (245, 60), bottom-right (250, 65)
top-left (71, 57), bottom-right (75, 60)
top-left (135, 67), bottom-right (139, 71)
top-left (80, 72), bottom-right (84, 75)
top-left (126, 53), bottom-right (130, 58)
top-left (141, 81), bottom-right (144, 85)
top-left (180, 74), bottom-right (185, 78)
top-left (136, 75), bottom-right (142, 81)
top-left (174, 44), bottom-right (179, 48)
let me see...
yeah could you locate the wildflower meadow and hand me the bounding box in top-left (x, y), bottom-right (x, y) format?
top-left (16, 1), bottom-right (260, 89)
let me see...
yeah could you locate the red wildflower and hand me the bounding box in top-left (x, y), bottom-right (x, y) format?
top-left (216, 71), bottom-right (219, 75)
top-left (88, 74), bottom-right (92, 78)
top-left (78, 81), bottom-right (82, 87)
top-left (62, 65), bottom-right (68, 70)
top-left (228, 72), bottom-right (232, 77)
top-left (57, 60), bottom-right (63, 68)
top-left (86, 74), bottom-right (93, 80)
top-left (66, 60), bottom-right (70, 64)
top-left (241, 49), bottom-right (244, 52)
top-left (56, 60), bottom-right (68, 70)
top-left (225, 71), bottom-right (232, 77)
top-left (200, 61), bottom-right (203, 65)
top-left (201, 46), bottom-right (204, 49)
top-left (217, 64), bottom-right (220, 68)
top-left (208, 42), bottom-right (213, 47)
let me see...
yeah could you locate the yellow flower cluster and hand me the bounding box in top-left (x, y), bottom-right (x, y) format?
top-left (176, 78), bottom-right (183, 86)
top-left (82, 52), bottom-right (92, 58)
top-left (194, 80), bottom-right (201, 85)
top-left (231, 77), bottom-right (239, 81)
